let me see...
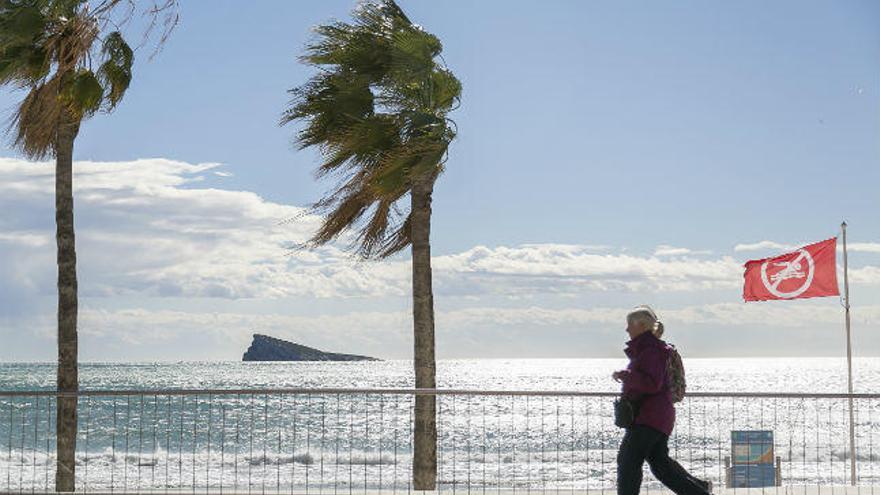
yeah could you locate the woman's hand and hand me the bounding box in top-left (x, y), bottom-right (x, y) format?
top-left (612, 370), bottom-right (628, 383)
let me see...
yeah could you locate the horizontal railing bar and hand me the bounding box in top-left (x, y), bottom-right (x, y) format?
top-left (0, 388), bottom-right (879, 399)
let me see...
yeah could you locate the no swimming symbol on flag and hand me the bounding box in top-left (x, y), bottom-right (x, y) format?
top-left (743, 238), bottom-right (840, 302)
top-left (760, 248), bottom-right (814, 299)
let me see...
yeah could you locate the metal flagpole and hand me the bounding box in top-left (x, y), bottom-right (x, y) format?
top-left (842, 221), bottom-right (856, 485)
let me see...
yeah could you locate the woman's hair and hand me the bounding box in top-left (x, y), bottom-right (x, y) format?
top-left (627, 305), bottom-right (665, 338)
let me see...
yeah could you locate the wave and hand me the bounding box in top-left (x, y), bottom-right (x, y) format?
top-left (245, 452), bottom-right (314, 465)
top-left (0, 448), bottom-right (397, 467)
top-left (3, 447), bottom-right (876, 468)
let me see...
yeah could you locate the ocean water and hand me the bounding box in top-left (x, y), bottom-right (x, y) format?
top-left (1, 358), bottom-right (879, 491)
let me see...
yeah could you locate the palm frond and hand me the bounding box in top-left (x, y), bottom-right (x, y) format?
top-left (308, 183), bottom-right (372, 246)
top-left (63, 68), bottom-right (103, 117)
top-left (353, 198), bottom-right (392, 257)
top-left (1, 0), bottom-right (165, 158)
top-left (10, 76), bottom-right (61, 158)
top-left (0, 2), bottom-right (51, 86)
top-left (97, 31), bottom-right (132, 108)
top-left (283, 0), bottom-right (461, 259)
top-left (377, 212), bottom-right (412, 257)
top-left (43, 12), bottom-right (98, 76)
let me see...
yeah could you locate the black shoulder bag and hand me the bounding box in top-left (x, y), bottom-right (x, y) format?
top-left (613, 397), bottom-right (640, 429)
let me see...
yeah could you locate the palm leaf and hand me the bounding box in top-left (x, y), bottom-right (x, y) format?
top-left (62, 69), bottom-right (102, 117)
top-left (0, 2), bottom-right (50, 86)
top-left (97, 31), bottom-right (132, 108)
top-left (11, 76), bottom-right (61, 158)
top-left (283, 0), bottom-right (460, 259)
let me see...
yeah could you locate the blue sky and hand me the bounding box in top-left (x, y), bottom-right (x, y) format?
top-left (1, 1), bottom-right (879, 361)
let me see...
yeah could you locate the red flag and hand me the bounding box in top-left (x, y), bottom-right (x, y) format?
top-left (743, 238), bottom-right (839, 302)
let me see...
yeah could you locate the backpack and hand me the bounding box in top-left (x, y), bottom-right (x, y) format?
top-left (666, 344), bottom-right (686, 403)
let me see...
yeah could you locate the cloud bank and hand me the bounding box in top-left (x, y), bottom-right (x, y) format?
top-left (2, 157), bottom-right (880, 359)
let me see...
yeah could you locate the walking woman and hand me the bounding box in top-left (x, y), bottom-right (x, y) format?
top-left (612, 306), bottom-right (711, 495)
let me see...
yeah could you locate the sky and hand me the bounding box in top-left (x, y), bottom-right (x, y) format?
top-left (1, 0), bottom-right (879, 361)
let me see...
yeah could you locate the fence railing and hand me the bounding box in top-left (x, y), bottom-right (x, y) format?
top-left (1, 388), bottom-right (879, 493)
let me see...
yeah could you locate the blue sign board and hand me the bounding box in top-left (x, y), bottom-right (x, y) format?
top-left (731, 430), bottom-right (775, 487)
top-left (731, 465), bottom-right (776, 488)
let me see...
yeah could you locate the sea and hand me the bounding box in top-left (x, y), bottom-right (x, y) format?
top-left (1, 358), bottom-right (879, 491)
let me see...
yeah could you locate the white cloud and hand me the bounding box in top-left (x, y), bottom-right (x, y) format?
top-left (443, 302), bottom-right (880, 329)
top-left (850, 266), bottom-right (880, 285)
top-left (0, 157), bottom-right (410, 299)
top-left (734, 241), bottom-right (795, 252)
top-left (431, 244), bottom-right (743, 293)
top-left (848, 243), bottom-right (880, 254)
top-left (0, 231), bottom-right (51, 247)
top-left (735, 240), bottom-right (880, 255)
top-left (521, 243), bottom-right (611, 252)
top-left (653, 245), bottom-right (712, 257)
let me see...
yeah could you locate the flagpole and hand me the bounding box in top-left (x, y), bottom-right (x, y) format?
top-left (843, 221), bottom-right (856, 485)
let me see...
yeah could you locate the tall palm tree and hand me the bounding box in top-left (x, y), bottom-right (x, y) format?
top-left (0, 0), bottom-right (175, 490)
top-left (283, 0), bottom-right (460, 489)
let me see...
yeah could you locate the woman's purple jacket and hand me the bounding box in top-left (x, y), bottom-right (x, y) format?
top-left (619, 331), bottom-right (675, 436)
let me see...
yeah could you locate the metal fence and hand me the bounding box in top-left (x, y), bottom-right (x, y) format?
top-left (1, 389), bottom-right (879, 493)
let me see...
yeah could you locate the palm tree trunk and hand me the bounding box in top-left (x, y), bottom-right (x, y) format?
top-left (55, 111), bottom-right (80, 493)
top-left (410, 177), bottom-right (437, 491)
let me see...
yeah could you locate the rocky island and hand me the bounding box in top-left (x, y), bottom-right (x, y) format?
top-left (242, 334), bottom-right (380, 362)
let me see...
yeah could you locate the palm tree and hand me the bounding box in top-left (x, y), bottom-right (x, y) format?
top-left (0, 0), bottom-right (175, 490)
top-left (282, 1), bottom-right (460, 489)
